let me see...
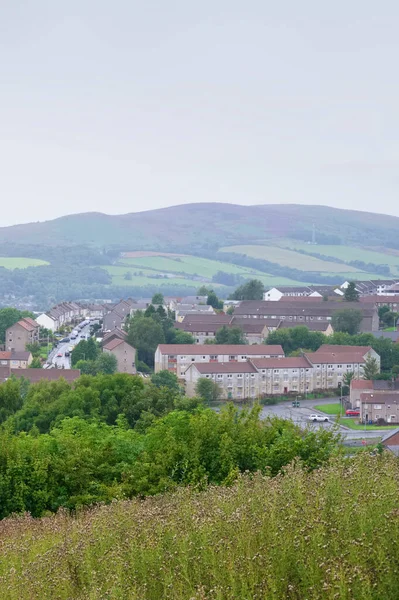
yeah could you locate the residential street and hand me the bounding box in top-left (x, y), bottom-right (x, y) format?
top-left (46, 323), bottom-right (92, 369)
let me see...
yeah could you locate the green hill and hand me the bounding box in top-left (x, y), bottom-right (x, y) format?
top-left (1, 203), bottom-right (399, 250)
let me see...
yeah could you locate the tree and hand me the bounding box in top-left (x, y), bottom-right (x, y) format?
top-left (197, 285), bottom-right (211, 296)
top-left (151, 293), bottom-right (164, 305)
top-left (331, 309), bottom-right (363, 335)
top-left (381, 311), bottom-right (399, 328)
top-left (378, 305), bottom-right (390, 321)
top-left (230, 280), bottom-right (264, 301)
top-left (343, 371), bottom-right (355, 386)
top-left (151, 370), bottom-right (180, 392)
top-left (195, 378), bottom-right (221, 403)
top-left (26, 342), bottom-right (41, 358)
top-left (96, 353), bottom-right (118, 375)
top-left (30, 357), bottom-right (42, 369)
top-left (127, 315), bottom-right (165, 367)
top-left (344, 282), bottom-right (359, 302)
top-left (124, 271), bottom-right (132, 280)
top-left (207, 291), bottom-right (223, 310)
top-left (363, 356), bottom-right (380, 380)
top-left (171, 330), bottom-right (195, 344)
top-left (215, 326), bottom-right (245, 345)
top-left (226, 305), bottom-right (235, 315)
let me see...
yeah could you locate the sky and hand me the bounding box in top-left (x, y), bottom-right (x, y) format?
top-left (1, 0), bottom-right (399, 226)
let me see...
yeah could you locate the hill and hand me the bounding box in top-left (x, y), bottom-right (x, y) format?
top-left (1, 203), bottom-right (399, 250)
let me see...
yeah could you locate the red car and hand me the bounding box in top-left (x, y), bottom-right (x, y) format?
top-left (345, 409), bottom-right (360, 417)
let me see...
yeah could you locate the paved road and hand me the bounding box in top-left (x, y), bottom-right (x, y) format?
top-left (260, 397), bottom-right (388, 441)
top-left (46, 323), bottom-right (92, 369)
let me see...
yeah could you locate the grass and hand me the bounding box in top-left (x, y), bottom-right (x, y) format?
top-left (277, 239), bottom-right (399, 275)
top-left (219, 244), bottom-right (364, 273)
top-left (0, 257), bottom-right (49, 269)
top-left (0, 454), bottom-right (399, 599)
top-left (337, 417), bottom-right (397, 430)
top-left (314, 403), bottom-right (341, 415)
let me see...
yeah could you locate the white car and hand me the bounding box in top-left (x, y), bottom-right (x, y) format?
top-left (308, 414), bottom-right (329, 422)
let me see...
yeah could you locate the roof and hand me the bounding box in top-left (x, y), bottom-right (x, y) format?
top-left (10, 352), bottom-right (32, 361)
top-left (102, 328), bottom-right (127, 342)
top-left (234, 301), bottom-right (375, 317)
top-left (251, 357), bottom-right (312, 369)
top-left (0, 352), bottom-right (12, 360)
top-left (21, 317), bottom-right (39, 328)
top-left (157, 344), bottom-right (285, 355)
top-left (103, 338), bottom-right (125, 351)
top-left (0, 368), bottom-right (81, 384)
top-left (381, 428), bottom-right (399, 443)
top-left (305, 352), bottom-right (368, 364)
top-left (360, 392), bottom-right (399, 404)
top-left (189, 362), bottom-right (258, 374)
top-left (351, 379), bottom-right (373, 390)
top-left (359, 296), bottom-right (399, 304)
top-left (314, 344), bottom-right (372, 355)
top-left (12, 319), bottom-right (36, 332)
top-left (181, 313), bottom-right (231, 323)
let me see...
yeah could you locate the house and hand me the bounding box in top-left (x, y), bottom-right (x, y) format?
top-left (359, 296), bottom-right (399, 311)
top-left (5, 318), bottom-right (40, 352)
top-left (185, 361), bottom-right (259, 399)
top-left (0, 366), bottom-right (81, 384)
top-left (350, 379), bottom-right (399, 409)
top-left (263, 286), bottom-right (324, 301)
top-left (233, 300), bottom-right (379, 331)
top-left (154, 344), bottom-right (285, 378)
top-left (381, 428), bottom-right (399, 456)
top-left (0, 351), bottom-right (33, 369)
top-left (103, 309), bottom-right (126, 332)
top-left (175, 304), bottom-right (215, 322)
top-left (359, 392), bottom-right (399, 424)
top-left (86, 304), bottom-right (107, 319)
top-left (250, 357), bottom-right (313, 397)
top-left (103, 339), bottom-right (136, 374)
top-left (36, 301), bottom-right (86, 332)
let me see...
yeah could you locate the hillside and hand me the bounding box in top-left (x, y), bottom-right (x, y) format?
top-left (1, 203), bottom-right (399, 250)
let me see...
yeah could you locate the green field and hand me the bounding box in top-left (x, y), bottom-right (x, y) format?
top-left (105, 265), bottom-right (304, 289)
top-left (278, 240), bottom-right (399, 275)
top-left (117, 255), bottom-right (264, 278)
top-left (0, 257), bottom-right (49, 269)
top-left (314, 403), bottom-right (342, 415)
top-left (219, 244), bottom-right (364, 273)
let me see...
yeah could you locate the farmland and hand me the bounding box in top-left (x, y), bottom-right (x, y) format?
top-left (0, 257), bottom-right (49, 269)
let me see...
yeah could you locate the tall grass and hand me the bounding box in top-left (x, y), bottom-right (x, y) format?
top-left (0, 453), bottom-right (398, 599)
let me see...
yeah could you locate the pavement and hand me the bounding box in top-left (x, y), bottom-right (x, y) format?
top-left (45, 323), bottom-right (93, 370)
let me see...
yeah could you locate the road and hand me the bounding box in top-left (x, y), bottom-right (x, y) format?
top-left (46, 323), bottom-right (93, 369)
top-left (260, 397), bottom-right (387, 441)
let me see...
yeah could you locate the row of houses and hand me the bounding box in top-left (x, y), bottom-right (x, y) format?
top-left (0, 365), bottom-right (81, 385)
top-left (232, 300), bottom-right (379, 331)
top-left (263, 280), bottom-right (399, 301)
top-left (175, 313), bottom-right (334, 344)
top-left (349, 379), bottom-right (399, 425)
top-left (154, 343), bottom-right (379, 398)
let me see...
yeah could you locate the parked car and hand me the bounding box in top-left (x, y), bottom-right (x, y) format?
top-left (308, 414), bottom-right (329, 422)
top-left (57, 352), bottom-right (63, 357)
top-left (60, 337), bottom-right (70, 343)
top-left (64, 351), bottom-right (70, 357)
top-left (345, 409), bottom-right (360, 417)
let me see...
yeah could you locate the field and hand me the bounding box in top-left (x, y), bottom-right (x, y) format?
top-left (1, 453), bottom-right (398, 599)
top-left (314, 402), bottom-right (341, 415)
top-left (106, 253), bottom-right (305, 289)
top-left (0, 257), bottom-right (49, 269)
top-left (278, 240), bottom-right (399, 275)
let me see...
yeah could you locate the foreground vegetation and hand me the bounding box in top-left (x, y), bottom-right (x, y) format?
top-left (0, 453), bottom-right (397, 599)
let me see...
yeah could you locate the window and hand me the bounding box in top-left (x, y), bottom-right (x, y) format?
top-left (241, 356), bottom-right (247, 359)
top-left (237, 374), bottom-right (243, 378)
top-left (217, 374), bottom-right (223, 379)
top-left (273, 369), bottom-right (280, 374)
top-left (251, 373), bottom-right (255, 378)
top-left (210, 355), bottom-right (217, 360)
top-left (227, 374), bottom-right (232, 379)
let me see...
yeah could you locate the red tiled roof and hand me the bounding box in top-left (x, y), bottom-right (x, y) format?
top-left (21, 317), bottom-right (39, 328)
top-left (351, 379), bottom-right (373, 390)
top-left (10, 368), bottom-right (81, 383)
top-left (314, 345), bottom-right (372, 355)
top-left (103, 338), bottom-right (125, 351)
top-left (306, 352), bottom-right (368, 364)
top-left (251, 357), bottom-right (312, 369)
top-left (189, 362), bottom-right (258, 374)
top-left (157, 344), bottom-right (284, 355)
top-left (0, 352), bottom-right (12, 360)
top-left (15, 319), bottom-right (36, 332)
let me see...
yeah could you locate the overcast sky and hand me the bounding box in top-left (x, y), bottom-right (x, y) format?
top-left (1, 0), bottom-right (398, 226)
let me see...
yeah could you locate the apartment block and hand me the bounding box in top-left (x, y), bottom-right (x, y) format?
top-left (154, 344), bottom-right (285, 378)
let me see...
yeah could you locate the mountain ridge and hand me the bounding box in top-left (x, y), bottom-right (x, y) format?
top-left (1, 203), bottom-right (399, 250)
